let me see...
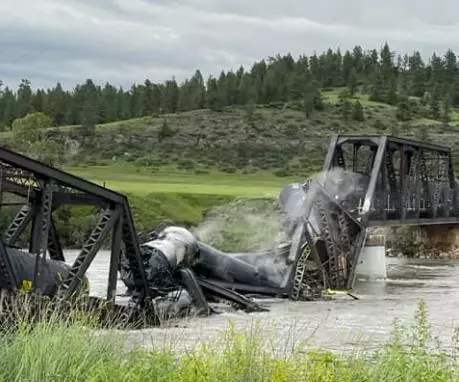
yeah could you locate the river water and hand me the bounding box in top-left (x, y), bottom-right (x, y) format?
top-left (65, 250), bottom-right (459, 355)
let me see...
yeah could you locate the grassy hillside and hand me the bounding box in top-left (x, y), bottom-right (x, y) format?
top-left (14, 87), bottom-right (458, 177)
top-left (5, 86), bottom-right (459, 247)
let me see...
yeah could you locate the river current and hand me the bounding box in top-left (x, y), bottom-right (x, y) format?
top-left (65, 250), bottom-right (459, 355)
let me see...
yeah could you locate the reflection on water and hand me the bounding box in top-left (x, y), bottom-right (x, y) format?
top-left (64, 250), bottom-right (459, 353)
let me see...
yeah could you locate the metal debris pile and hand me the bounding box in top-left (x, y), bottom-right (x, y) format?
top-left (118, 178), bottom-right (366, 317)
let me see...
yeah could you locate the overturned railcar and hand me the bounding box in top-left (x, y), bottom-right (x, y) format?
top-left (118, 178), bottom-right (366, 315)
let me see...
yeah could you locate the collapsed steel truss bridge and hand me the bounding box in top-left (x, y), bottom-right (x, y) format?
top-left (0, 146), bottom-right (149, 304)
top-left (0, 134), bottom-right (457, 321)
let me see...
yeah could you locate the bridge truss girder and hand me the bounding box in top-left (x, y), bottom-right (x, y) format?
top-left (286, 135), bottom-right (459, 295)
top-left (285, 180), bottom-right (366, 297)
top-left (322, 135), bottom-right (459, 226)
top-left (0, 146), bottom-right (150, 305)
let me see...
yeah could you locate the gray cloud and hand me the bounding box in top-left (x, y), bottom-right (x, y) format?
top-left (1, 0), bottom-right (459, 90)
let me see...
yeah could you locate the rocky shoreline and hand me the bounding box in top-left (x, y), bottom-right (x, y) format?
top-left (369, 226), bottom-right (459, 261)
top-left (385, 247), bottom-right (459, 260)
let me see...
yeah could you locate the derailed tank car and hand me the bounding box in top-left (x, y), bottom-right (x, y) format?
top-left (0, 143), bottom-right (367, 324)
top-left (1, 246), bottom-right (88, 295)
top-left (118, 178), bottom-right (366, 316)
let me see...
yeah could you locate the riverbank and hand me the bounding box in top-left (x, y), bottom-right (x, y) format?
top-left (387, 248), bottom-right (459, 260)
top-left (381, 226), bottom-right (459, 260)
top-left (1, 301), bottom-right (457, 381)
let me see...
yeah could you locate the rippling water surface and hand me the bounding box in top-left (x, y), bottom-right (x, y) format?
top-left (65, 250), bottom-right (459, 354)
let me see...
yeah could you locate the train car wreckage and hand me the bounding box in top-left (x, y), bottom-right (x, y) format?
top-left (1, 178), bottom-right (365, 321)
top-left (117, 178), bottom-right (366, 318)
top-left (2, 134), bottom-right (454, 325)
top-left (0, 145), bottom-right (367, 322)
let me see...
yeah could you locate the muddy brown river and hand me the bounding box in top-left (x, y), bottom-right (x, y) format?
top-left (65, 250), bottom-right (459, 355)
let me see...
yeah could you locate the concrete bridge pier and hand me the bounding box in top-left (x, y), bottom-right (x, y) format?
top-left (354, 235), bottom-right (387, 281)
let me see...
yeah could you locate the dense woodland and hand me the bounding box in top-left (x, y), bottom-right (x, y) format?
top-left (1, 42), bottom-right (459, 130)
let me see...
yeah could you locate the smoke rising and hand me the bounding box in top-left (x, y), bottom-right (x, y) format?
top-left (321, 167), bottom-right (368, 202)
top-left (193, 198), bottom-right (287, 252)
top-left (190, 168), bottom-right (369, 289)
top-left (193, 168), bottom-right (367, 253)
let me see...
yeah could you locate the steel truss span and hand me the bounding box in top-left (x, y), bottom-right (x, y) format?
top-left (0, 135), bottom-right (456, 327)
top-left (322, 135), bottom-right (459, 225)
top-left (0, 146), bottom-right (149, 324)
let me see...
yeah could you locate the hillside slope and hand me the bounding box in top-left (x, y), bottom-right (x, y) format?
top-left (7, 88), bottom-right (459, 179)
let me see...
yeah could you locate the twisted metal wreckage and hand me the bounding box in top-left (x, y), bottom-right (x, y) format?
top-left (0, 135), bottom-right (457, 324)
top-left (118, 177), bottom-right (365, 317)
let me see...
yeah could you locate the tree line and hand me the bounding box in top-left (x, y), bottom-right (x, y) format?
top-left (1, 42), bottom-right (459, 129)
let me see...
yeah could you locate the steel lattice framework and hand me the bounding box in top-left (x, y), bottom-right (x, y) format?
top-left (285, 135), bottom-right (459, 298)
top-left (322, 135), bottom-right (459, 226)
top-left (0, 146), bottom-right (150, 306)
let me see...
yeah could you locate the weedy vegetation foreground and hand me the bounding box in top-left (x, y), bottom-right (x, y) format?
top-left (0, 300), bottom-right (456, 381)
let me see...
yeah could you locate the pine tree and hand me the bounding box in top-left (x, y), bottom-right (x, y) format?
top-left (396, 94), bottom-right (412, 121)
top-left (369, 71), bottom-right (386, 103)
top-left (303, 80), bottom-right (323, 118)
top-left (352, 101), bottom-right (365, 121)
top-left (430, 85), bottom-right (441, 120)
top-left (408, 52), bottom-right (426, 97)
top-left (385, 78), bottom-right (398, 105)
top-left (380, 42), bottom-right (394, 84)
top-left (163, 78), bottom-right (179, 113)
top-left (158, 119), bottom-right (174, 142)
top-left (17, 79), bottom-right (33, 117)
top-left (342, 50), bottom-right (354, 82)
top-left (442, 93), bottom-right (452, 126)
top-left (206, 77), bottom-right (220, 111)
top-left (347, 68), bottom-right (358, 96)
top-left (303, 90), bottom-right (314, 119)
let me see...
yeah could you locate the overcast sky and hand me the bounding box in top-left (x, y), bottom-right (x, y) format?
top-left (1, 0), bottom-right (459, 90)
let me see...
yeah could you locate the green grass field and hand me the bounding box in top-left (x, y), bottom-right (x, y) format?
top-left (66, 164), bottom-right (299, 198)
top-left (62, 164), bottom-right (298, 232)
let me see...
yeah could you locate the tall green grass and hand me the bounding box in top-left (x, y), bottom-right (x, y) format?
top-left (0, 300), bottom-right (456, 381)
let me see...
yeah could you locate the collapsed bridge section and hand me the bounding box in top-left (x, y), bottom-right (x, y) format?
top-left (275, 135), bottom-right (459, 297)
top-left (0, 134), bottom-right (455, 323)
top-left (0, 142), bottom-right (371, 314)
top-left (0, 146), bottom-right (149, 305)
top-left (278, 180), bottom-right (366, 296)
